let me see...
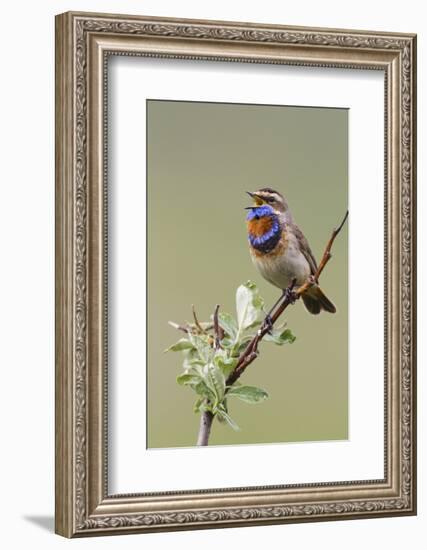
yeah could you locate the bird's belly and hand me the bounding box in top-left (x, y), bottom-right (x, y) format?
top-left (252, 245), bottom-right (311, 290)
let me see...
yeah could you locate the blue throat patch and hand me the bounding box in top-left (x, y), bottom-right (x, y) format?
top-left (246, 205), bottom-right (281, 253)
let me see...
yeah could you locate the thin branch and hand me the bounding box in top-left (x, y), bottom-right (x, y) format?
top-left (213, 304), bottom-right (222, 350)
top-left (168, 319), bottom-right (214, 335)
top-left (192, 304), bottom-right (207, 334)
top-left (168, 320), bottom-right (190, 334)
top-left (314, 209), bottom-right (348, 281)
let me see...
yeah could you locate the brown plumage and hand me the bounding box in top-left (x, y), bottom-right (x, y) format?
top-left (289, 223), bottom-right (336, 314)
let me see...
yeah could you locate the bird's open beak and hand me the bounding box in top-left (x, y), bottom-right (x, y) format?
top-left (245, 191), bottom-right (255, 209)
top-left (246, 191), bottom-right (264, 206)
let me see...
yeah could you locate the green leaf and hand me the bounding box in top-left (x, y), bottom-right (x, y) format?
top-left (214, 354), bottom-right (238, 378)
top-left (195, 382), bottom-right (216, 401)
top-left (164, 338), bottom-right (194, 352)
top-left (207, 362), bottom-right (226, 404)
top-left (188, 332), bottom-right (213, 363)
top-left (235, 281), bottom-right (264, 333)
top-left (220, 337), bottom-right (234, 350)
top-left (227, 385), bottom-right (269, 404)
top-left (181, 348), bottom-right (202, 369)
top-left (264, 328), bottom-right (296, 346)
top-left (231, 336), bottom-right (253, 357)
top-left (199, 400), bottom-right (213, 413)
top-left (218, 312), bottom-right (238, 339)
top-left (194, 397), bottom-right (214, 413)
top-left (193, 397), bottom-right (203, 413)
top-left (216, 407), bottom-right (240, 431)
top-left (183, 358), bottom-right (205, 371)
top-left (176, 373), bottom-right (201, 386)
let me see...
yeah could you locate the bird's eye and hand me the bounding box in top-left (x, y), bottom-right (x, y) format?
top-left (266, 197), bottom-right (274, 203)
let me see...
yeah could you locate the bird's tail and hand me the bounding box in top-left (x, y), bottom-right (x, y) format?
top-left (302, 285), bottom-right (336, 315)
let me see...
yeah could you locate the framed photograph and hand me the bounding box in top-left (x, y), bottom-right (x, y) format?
top-left (55, 11), bottom-right (417, 537)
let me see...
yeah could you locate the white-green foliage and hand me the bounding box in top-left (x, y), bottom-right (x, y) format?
top-left (166, 281), bottom-right (296, 431)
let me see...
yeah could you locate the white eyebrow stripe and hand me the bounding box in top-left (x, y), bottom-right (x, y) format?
top-left (260, 193), bottom-right (279, 201)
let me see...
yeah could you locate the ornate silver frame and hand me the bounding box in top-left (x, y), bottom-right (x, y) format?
top-left (55, 11), bottom-right (417, 537)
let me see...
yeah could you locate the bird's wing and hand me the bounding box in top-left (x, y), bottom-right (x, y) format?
top-left (290, 223), bottom-right (318, 275)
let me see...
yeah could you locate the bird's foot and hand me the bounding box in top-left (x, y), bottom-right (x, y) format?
top-left (308, 274), bottom-right (317, 286)
top-left (284, 286), bottom-right (297, 305)
top-left (261, 314), bottom-right (274, 334)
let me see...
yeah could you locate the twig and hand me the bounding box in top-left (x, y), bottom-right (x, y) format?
top-left (168, 319), bottom-right (215, 335)
top-left (315, 210), bottom-right (348, 281)
top-left (168, 321), bottom-right (190, 334)
top-left (213, 304), bottom-right (222, 350)
top-left (192, 304), bottom-right (207, 334)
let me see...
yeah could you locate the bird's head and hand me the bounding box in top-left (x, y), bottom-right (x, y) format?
top-left (245, 189), bottom-right (287, 252)
top-left (246, 188), bottom-right (288, 214)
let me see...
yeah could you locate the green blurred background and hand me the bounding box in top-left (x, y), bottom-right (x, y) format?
top-left (147, 100), bottom-right (348, 448)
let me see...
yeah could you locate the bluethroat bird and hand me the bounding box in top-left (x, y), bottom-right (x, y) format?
top-left (245, 188), bottom-right (336, 315)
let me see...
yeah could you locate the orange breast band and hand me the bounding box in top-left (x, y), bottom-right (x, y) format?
top-left (247, 216), bottom-right (273, 237)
